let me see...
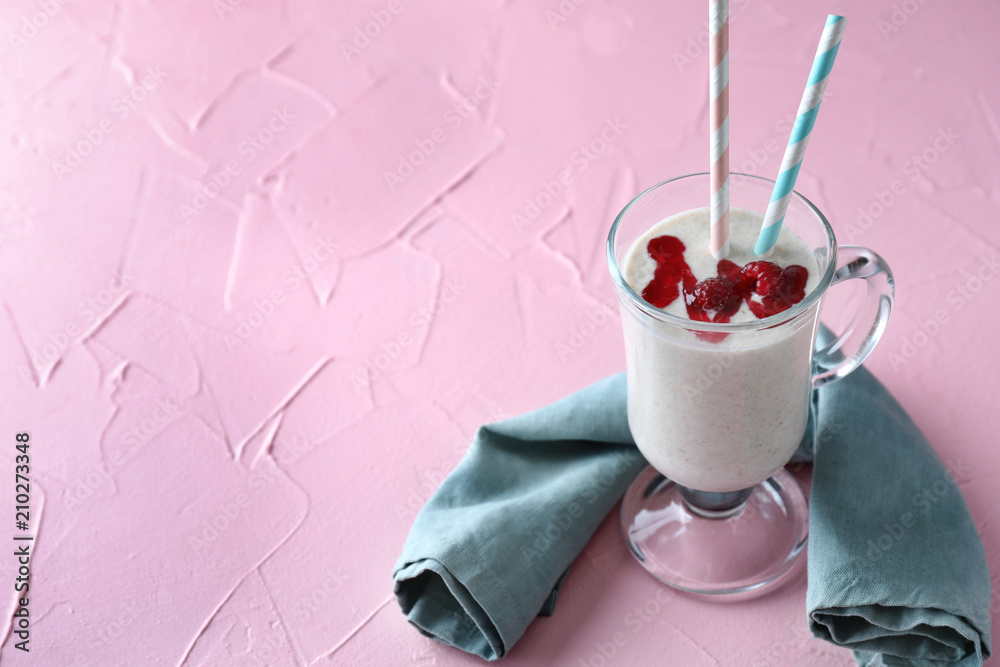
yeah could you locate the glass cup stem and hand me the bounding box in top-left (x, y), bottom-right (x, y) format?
top-left (678, 485), bottom-right (755, 518)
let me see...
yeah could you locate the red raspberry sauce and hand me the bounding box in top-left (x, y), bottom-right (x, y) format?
top-left (640, 235), bottom-right (808, 337)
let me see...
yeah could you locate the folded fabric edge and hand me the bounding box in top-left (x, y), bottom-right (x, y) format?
top-left (810, 605), bottom-right (984, 664)
top-left (808, 580), bottom-right (990, 653)
top-left (395, 558), bottom-right (504, 660)
top-left (852, 648), bottom-right (986, 667)
top-left (539, 567), bottom-right (572, 616)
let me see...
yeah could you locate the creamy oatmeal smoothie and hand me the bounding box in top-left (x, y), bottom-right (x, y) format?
top-left (620, 207), bottom-right (821, 492)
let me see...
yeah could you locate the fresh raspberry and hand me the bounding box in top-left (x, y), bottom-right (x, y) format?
top-left (742, 261), bottom-right (785, 296)
top-left (688, 276), bottom-right (737, 342)
top-left (745, 265), bottom-right (809, 318)
top-left (689, 277), bottom-right (740, 313)
top-left (783, 265), bottom-right (808, 299)
top-left (718, 259), bottom-right (751, 296)
top-left (717, 259), bottom-right (743, 284)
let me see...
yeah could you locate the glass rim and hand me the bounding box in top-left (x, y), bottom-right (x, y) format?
top-left (606, 172), bottom-right (839, 333)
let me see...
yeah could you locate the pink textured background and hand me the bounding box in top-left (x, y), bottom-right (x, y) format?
top-left (1, 0), bottom-right (997, 664)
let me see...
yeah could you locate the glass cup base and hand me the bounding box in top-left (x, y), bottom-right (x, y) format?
top-left (620, 466), bottom-right (808, 599)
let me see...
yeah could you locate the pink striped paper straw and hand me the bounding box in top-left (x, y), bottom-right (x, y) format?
top-left (709, 0), bottom-right (730, 260)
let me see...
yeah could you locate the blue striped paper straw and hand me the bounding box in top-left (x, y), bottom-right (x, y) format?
top-left (754, 15), bottom-right (846, 256)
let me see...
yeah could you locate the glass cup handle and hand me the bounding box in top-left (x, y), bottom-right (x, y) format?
top-left (812, 245), bottom-right (895, 387)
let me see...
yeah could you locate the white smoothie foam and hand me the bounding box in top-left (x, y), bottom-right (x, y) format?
top-left (620, 207), bottom-right (821, 492)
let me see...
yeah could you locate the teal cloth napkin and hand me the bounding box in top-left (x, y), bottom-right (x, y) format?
top-left (393, 364), bottom-right (992, 665)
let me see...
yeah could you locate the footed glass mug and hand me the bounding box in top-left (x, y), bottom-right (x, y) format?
top-left (607, 173), bottom-right (893, 597)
